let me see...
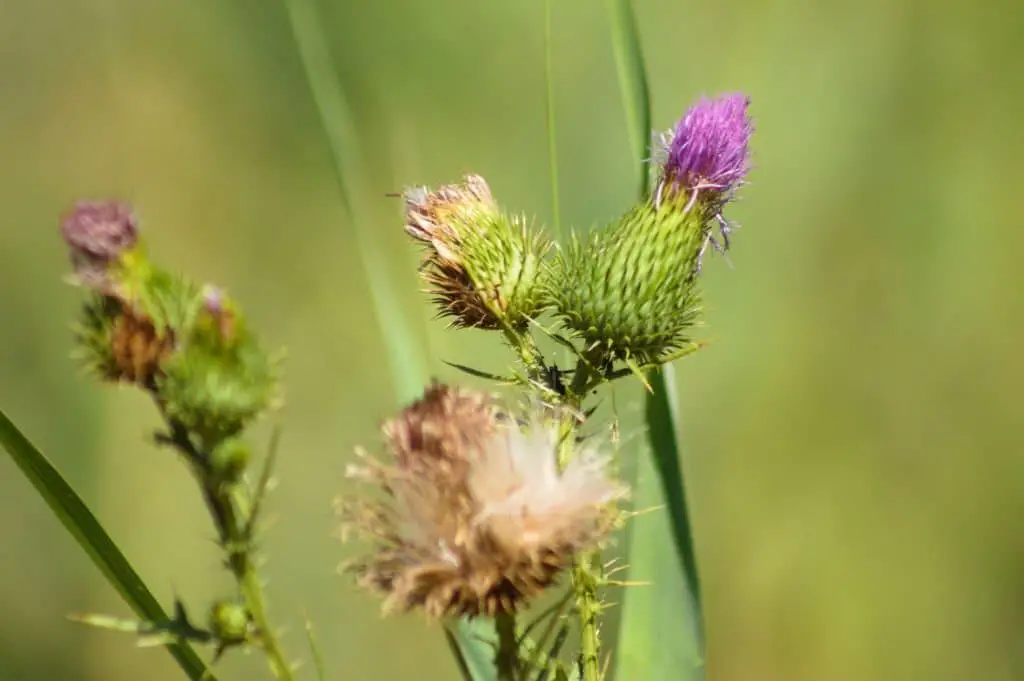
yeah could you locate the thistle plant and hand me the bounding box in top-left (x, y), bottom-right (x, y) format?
top-left (0, 6), bottom-right (756, 679)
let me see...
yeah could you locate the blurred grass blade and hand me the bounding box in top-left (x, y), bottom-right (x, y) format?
top-left (283, 0), bottom-right (424, 402)
top-left (303, 612), bottom-right (327, 681)
top-left (0, 408), bottom-right (214, 681)
top-left (606, 0), bottom-right (652, 199)
top-left (606, 1), bottom-right (706, 679)
top-left (543, 0), bottom-right (562, 239)
top-left (283, 1), bottom-right (497, 677)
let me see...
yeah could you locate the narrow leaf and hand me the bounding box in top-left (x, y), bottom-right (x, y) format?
top-left (543, 0), bottom-right (562, 239)
top-left (606, 1), bottom-right (706, 679)
top-left (303, 612), bottom-right (328, 681)
top-left (283, 0), bottom-right (425, 403)
top-left (0, 408), bottom-right (215, 681)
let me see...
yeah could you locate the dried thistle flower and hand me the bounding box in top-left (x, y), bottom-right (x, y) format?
top-left (60, 200), bottom-right (139, 291)
top-left (339, 384), bottom-right (625, 618)
top-left (403, 175), bottom-right (550, 329)
top-left (75, 293), bottom-right (175, 388)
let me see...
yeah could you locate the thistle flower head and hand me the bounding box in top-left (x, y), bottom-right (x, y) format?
top-left (660, 93), bottom-right (753, 204)
top-left (60, 200), bottom-right (139, 291)
top-left (402, 175), bottom-right (550, 329)
top-left (404, 173), bottom-right (496, 265)
top-left (339, 384), bottom-right (625, 618)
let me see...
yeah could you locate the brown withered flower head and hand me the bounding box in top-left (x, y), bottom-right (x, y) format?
top-left (403, 175), bottom-right (549, 330)
top-left (60, 200), bottom-right (139, 292)
top-left (338, 384), bottom-right (625, 619)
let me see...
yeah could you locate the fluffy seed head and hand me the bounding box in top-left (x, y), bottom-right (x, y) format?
top-left (339, 384), bottom-right (625, 618)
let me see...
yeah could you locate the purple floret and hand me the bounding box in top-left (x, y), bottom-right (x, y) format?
top-left (663, 93), bottom-right (753, 198)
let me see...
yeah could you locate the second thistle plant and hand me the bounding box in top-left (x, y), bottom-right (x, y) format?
top-left (59, 201), bottom-right (292, 677)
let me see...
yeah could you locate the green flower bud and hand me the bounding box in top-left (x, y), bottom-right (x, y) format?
top-left (549, 202), bottom-right (705, 365)
top-left (210, 438), bottom-right (251, 485)
top-left (208, 601), bottom-right (250, 644)
top-left (404, 174), bottom-right (550, 329)
top-left (157, 287), bottom-right (280, 442)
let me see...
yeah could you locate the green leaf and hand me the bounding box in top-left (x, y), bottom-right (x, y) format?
top-left (282, 1), bottom-right (496, 676)
top-left (446, 620), bottom-right (497, 681)
top-left (0, 408), bottom-right (215, 681)
top-left (606, 1), bottom-right (706, 679)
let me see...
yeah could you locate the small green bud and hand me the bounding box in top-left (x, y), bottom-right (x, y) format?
top-left (549, 202), bottom-right (705, 364)
top-left (157, 286), bottom-right (280, 442)
top-left (404, 174), bottom-right (551, 329)
top-left (208, 600), bottom-right (250, 644)
top-left (210, 438), bottom-right (250, 485)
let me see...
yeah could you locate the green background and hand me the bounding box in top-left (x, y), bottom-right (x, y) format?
top-left (1, 1), bottom-right (1022, 680)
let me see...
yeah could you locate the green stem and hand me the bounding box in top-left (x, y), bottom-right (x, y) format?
top-left (501, 325), bottom-right (544, 381)
top-left (494, 612), bottom-right (519, 681)
top-left (555, 348), bottom-right (609, 681)
top-left (199, 479), bottom-right (293, 680)
top-left (226, 487), bottom-right (294, 681)
top-left (162, 414), bottom-right (293, 680)
top-left (571, 555), bottom-right (602, 681)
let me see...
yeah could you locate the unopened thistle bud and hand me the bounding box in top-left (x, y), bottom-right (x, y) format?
top-left (158, 285), bottom-right (279, 445)
top-left (60, 200), bottom-right (139, 292)
top-left (338, 384), bottom-right (625, 619)
top-left (403, 175), bottom-right (550, 329)
top-left (549, 205), bottom-right (705, 365)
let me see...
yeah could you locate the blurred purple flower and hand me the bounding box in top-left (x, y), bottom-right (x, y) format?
top-left (661, 93), bottom-right (753, 202)
top-left (60, 200), bottom-right (138, 289)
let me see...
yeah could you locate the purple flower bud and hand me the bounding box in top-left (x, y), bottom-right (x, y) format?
top-left (202, 285), bottom-right (224, 315)
top-left (661, 93), bottom-right (753, 204)
top-left (60, 200), bottom-right (138, 289)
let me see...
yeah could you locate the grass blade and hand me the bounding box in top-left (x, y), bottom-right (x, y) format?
top-left (303, 613), bottom-right (327, 681)
top-left (282, 1), bottom-right (497, 677)
top-left (283, 0), bottom-right (424, 402)
top-left (544, 0), bottom-right (562, 239)
top-left (0, 408), bottom-right (214, 681)
top-left (606, 1), bottom-right (706, 679)
top-left (606, 0), bottom-right (652, 200)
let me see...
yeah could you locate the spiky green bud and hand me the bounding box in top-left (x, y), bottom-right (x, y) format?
top-left (209, 437), bottom-right (251, 486)
top-left (549, 202), bottom-right (705, 365)
top-left (158, 287), bottom-right (280, 446)
top-left (207, 601), bottom-right (250, 644)
top-left (404, 174), bottom-right (550, 329)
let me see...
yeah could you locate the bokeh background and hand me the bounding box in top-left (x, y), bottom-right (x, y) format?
top-left (2, 1), bottom-right (1023, 680)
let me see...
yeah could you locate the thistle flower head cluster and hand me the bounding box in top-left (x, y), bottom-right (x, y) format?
top-left (339, 384), bottom-right (625, 618)
top-left (61, 200), bottom-right (279, 441)
top-left (403, 175), bottom-right (550, 330)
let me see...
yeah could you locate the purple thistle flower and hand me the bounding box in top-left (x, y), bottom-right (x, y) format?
top-left (661, 93), bottom-right (753, 204)
top-left (59, 200), bottom-right (139, 290)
